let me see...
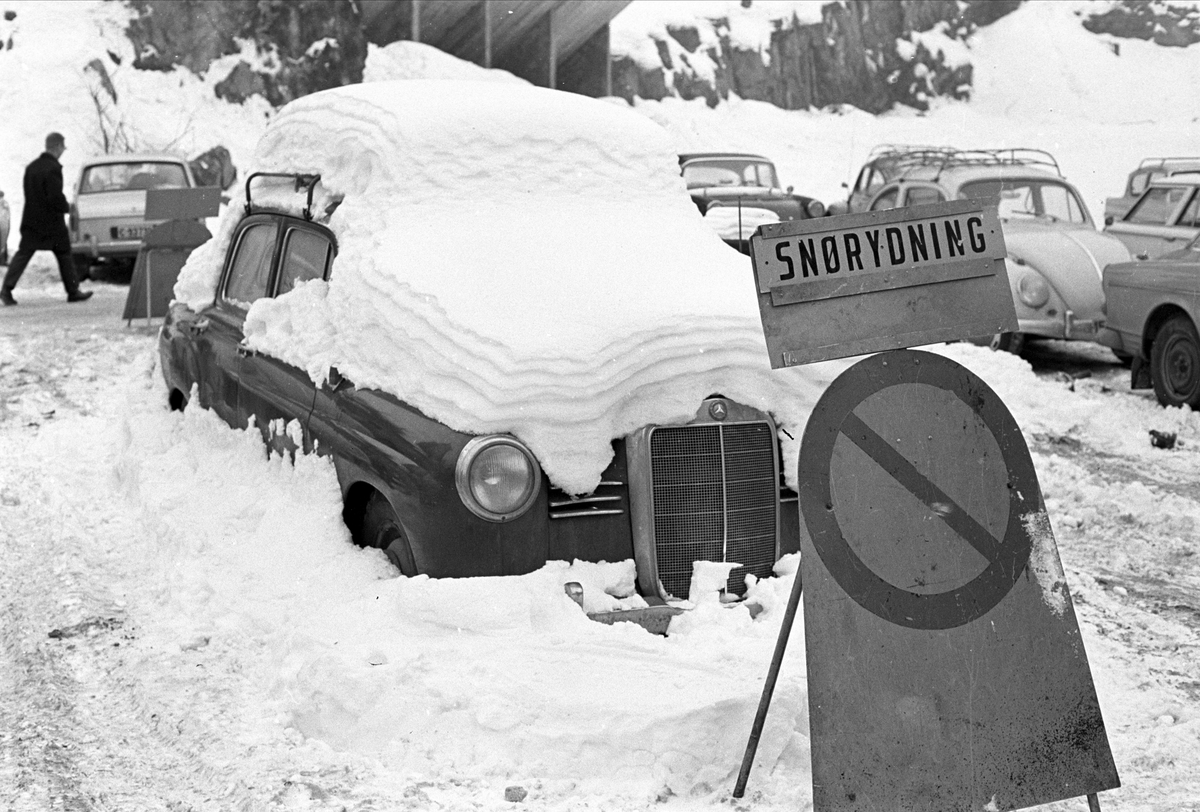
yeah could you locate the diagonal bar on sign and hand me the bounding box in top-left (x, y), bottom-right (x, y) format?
top-left (839, 411), bottom-right (1005, 564)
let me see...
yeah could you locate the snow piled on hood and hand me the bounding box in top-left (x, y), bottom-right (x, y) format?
top-left (175, 79), bottom-right (830, 494)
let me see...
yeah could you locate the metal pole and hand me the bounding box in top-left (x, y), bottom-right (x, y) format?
top-left (732, 566), bottom-right (804, 798)
top-left (1087, 793), bottom-right (1101, 812)
top-left (145, 249), bottom-right (152, 329)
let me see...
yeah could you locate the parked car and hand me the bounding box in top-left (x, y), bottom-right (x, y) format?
top-left (0, 187), bottom-right (9, 265)
top-left (860, 147), bottom-right (1131, 354)
top-left (1103, 177), bottom-right (1200, 261)
top-left (70, 152), bottom-right (196, 279)
top-left (1100, 233), bottom-right (1200, 408)
top-left (1104, 156), bottom-right (1200, 223)
top-left (161, 81), bottom-right (805, 634)
top-left (679, 152), bottom-right (824, 252)
top-left (827, 143), bottom-right (949, 215)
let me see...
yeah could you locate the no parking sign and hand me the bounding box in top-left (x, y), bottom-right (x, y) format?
top-left (799, 350), bottom-right (1118, 810)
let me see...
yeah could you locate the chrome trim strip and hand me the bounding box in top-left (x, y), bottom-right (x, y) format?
top-left (549, 495), bottom-right (622, 507)
top-left (549, 508), bottom-right (626, 519)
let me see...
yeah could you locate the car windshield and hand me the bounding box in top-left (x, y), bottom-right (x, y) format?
top-left (682, 159), bottom-right (780, 190)
top-left (80, 162), bottom-right (188, 193)
top-left (958, 178), bottom-right (1089, 224)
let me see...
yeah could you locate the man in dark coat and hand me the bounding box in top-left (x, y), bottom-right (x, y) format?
top-left (1, 132), bottom-right (92, 305)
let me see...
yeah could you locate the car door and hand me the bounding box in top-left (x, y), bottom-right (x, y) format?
top-left (193, 218), bottom-right (279, 426)
top-left (235, 218), bottom-right (333, 456)
top-left (1108, 185), bottom-right (1195, 260)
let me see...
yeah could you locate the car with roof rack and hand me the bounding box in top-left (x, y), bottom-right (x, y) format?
top-left (1103, 176), bottom-right (1200, 261)
top-left (679, 152), bottom-right (825, 254)
top-left (859, 147), bottom-right (1131, 355)
top-left (160, 81), bottom-right (807, 635)
top-left (1104, 156), bottom-right (1200, 223)
top-left (827, 143), bottom-right (950, 216)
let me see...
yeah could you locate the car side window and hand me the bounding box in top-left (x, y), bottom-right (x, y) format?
top-left (870, 188), bottom-right (899, 211)
top-left (277, 228), bottom-right (333, 295)
top-left (1177, 190), bottom-right (1200, 229)
top-left (1128, 170), bottom-right (1151, 197)
top-left (1126, 187), bottom-right (1180, 225)
top-left (223, 222), bottom-right (279, 309)
top-left (904, 187), bottom-right (945, 206)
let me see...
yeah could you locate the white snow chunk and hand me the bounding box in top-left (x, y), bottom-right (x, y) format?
top-left (688, 560), bottom-right (742, 604)
top-left (175, 80), bottom-right (827, 495)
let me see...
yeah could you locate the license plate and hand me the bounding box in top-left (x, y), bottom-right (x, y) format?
top-left (116, 225), bottom-right (149, 240)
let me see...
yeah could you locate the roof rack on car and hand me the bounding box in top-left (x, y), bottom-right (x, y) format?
top-left (1136, 156), bottom-right (1200, 169)
top-left (868, 145), bottom-right (1063, 180)
top-left (244, 172), bottom-right (322, 220)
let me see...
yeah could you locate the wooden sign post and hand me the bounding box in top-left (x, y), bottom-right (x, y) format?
top-left (123, 188), bottom-right (220, 325)
top-left (797, 350), bottom-right (1118, 810)
top-left (749, 200), bottom-right (1017, 367)
top-left (734, 205), bottom-right (1118, 810)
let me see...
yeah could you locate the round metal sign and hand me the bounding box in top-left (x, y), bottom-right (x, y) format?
top-left (799, 350), bottom-right (1039, 630)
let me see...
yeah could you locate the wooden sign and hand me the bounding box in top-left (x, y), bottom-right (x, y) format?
top-left (749, 200), bottom-right (1017, 367)
top-left (145, 187), bottom-right (221, 221)
top-left (798, 350), bottom-right (1119, 811)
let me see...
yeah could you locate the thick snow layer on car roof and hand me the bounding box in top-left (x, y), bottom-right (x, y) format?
top-left (175, 80), bottom-right (828, 495)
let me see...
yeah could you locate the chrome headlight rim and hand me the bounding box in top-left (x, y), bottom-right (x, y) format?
top-left (454, 435), bottom-right (542, 522)
top-left (1013, 264), bottom-right (1051, 308)
top-left (805, 198), bottom-right (826, 218)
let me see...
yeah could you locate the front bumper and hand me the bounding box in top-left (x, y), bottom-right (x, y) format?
top-left (1019, 310), bottom-right (1102, 342)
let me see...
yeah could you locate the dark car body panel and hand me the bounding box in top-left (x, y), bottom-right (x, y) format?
top-left (160, 208), bottom-right (796, 615)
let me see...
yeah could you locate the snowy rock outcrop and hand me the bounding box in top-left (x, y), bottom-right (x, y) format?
top-left (610, 0), bottom-right (1021, 113)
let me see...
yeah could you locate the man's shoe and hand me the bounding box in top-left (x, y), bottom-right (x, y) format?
top-left (0, 290), bottom-right (15, 307)
top-left (67, 290), bottom-right (93, 303)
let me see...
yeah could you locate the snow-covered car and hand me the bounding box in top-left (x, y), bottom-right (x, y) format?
top-left (862, 148), bottom-right (1131, 354)
top-left (679, 152), bottom-right (824, 253)
top-left (0, 187), bottom-right (9, 265)
top-left (161, 80), bottom-right (817, 632)
top-left (1104, 156), bottom-right (1200, 223)
top-left (1100, 233), bottom-right (1200, 408)
top-left (70, 152), bottom-right (196, 278)
top-left (1103, 177), bottom-right (1200, 261)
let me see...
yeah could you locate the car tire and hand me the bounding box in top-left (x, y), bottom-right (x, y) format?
top-left (1150, 315), bottom-right (1200, 409)
top-left (360, 491), bottom-right (417, 576)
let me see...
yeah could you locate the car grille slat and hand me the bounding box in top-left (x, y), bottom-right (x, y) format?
top-left (649, 421), bottom-right (777, 599)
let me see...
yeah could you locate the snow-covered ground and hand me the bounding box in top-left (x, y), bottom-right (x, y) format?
top-left (2, 1), bottom-right (1200, 810)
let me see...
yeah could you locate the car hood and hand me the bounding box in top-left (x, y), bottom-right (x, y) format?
top-left (1002, 220), bottom-right (1129, 309)
top-left (75, 191), bottom-right (146, 219)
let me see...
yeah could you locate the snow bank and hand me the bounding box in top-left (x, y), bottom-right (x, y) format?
top-left (175, 79), bottom-right (830, 494)
top-left (363, 40), bottom-right (528, 85)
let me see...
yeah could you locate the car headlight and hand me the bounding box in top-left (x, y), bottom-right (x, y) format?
top-left (1014, 268), bottom-right (1050, 308)
top-left (806, 199), bottom-right (826, 218)
top-left (455, 435), bottom-right (541, 521)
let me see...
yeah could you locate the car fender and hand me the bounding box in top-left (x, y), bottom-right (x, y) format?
top-left (1002, 223), bottom-right (1121, 322)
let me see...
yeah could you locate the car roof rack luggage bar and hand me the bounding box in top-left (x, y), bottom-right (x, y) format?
top-left (244, 171), bottom-right (322, 220)
top-left (869, 146), bottom-right (1063, 180)
top-left (1136, 156), bottom-right (1200, 169)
